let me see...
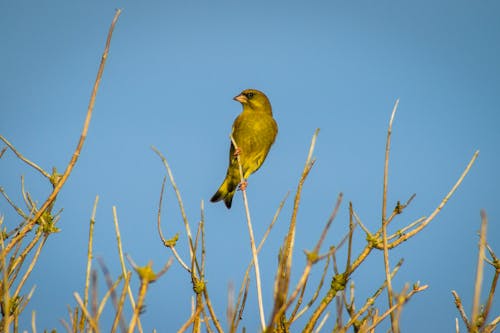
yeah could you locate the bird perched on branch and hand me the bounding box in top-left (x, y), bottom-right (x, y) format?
top-left (211, 89), bottom-right (278, 209)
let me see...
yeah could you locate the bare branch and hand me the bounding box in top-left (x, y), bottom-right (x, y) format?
top-left (2, 9), bottom-right (122, 256)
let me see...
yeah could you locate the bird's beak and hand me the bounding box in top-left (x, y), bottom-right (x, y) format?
top-left (233, 94), bottom-right (248, 103)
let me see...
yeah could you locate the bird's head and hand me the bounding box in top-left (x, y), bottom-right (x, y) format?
top-left (233, 89), bottom-right (272, 114)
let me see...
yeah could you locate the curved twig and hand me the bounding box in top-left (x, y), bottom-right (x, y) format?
top-left (2, 9), bottom-right (122, 256)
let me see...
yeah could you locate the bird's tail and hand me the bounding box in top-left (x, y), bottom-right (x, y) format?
top-left (210, 177), bottom-right (237, 209)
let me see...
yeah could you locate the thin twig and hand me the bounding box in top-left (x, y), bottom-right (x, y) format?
top-left (269, 129), bottom-right (319, 329)
top-left (97, 274), bottom-right (123, 322)
top-left (314, 193), bottom-right (343, 254)
top-left (0, 135), bottom-right (51, 179)
top-left (314, 312), bottom-right (330, 333)
top-left (111, 271), bottom-right (131, 333)
top-left (31, 311), bottom-right (37, 333)
top-left (486, 316), bottom-right (500, 332)
top-left (2, 9), bottom-right (122, 256)
top-left (0, 187), bottom-right (28, 220)
top-left (381, 99), bottom-right (399, 332)
top-left (192, 221), bottom-right (203, 333)
top-left (387, 150), bottom-right (479, 248)
top-left (387, 217), bottom-right (426, 242)
top-left (80, 195), bottom-right (99, 331)
top-left (346, 202), bottom-right (355, 273)
top-left (230, 134), bottom-right (266, 331)
top-left (97, 258), bottom-right (126, 332)
top-left (12, 235), bottom-right (48, 299)
top-left (177, 304), bottom-right (203, 333)
top-left (153, 148), bottom-right (221, 331)
top-left (273, 193), bottom-right (343, 325)
top-left (112, 207), bottom-right (143, 333)
top-left (127, 257), bottom-right (173, 333)
top-left (483, 243), bottom-right (499, 326)
top-left (235, 278), bottom-right (250, 332)
top-left (347, 150), bottom-right (478, 283)
top-left (202, 286), bottom-right (224, 333)
top-left (342, 259), bottom-right (404, 333)
top-left (156, 176), bottom-right (190, 272)
top-left (362, 284), bottom-right (427, 332)
top-left (152, 146), bottom-right (196, 260)
top-left (1, 219), bottom-right (11, 333)
top-left (452, 290), bottom-right (470, 330)
top-left (227, 282), bottom-right (235, 330)
top-left (472, 210), bottom-right (488, 329)
top-left (74, 292), bottom-right (100, 333)
top-left (8, 230), bottom-right (43, 289)
top-left (200, 201), bottom-right (206, 276)
top-left (231, 191), bottom-right (288, 331)
top-left (291, 251), bottom-right (330, 322)
top-left (91, 271), bottom-right (98, 327)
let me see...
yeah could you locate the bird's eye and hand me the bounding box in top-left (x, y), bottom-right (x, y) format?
top-left (246, 92), bottom-right (254, 99)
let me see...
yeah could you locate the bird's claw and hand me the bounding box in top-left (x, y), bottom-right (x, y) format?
top-left (238, 180), bottom-right (248, 191)
top-left (233, 147), bottom-right (242, 157)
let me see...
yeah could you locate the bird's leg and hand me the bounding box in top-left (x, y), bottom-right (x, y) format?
top-left (238, 180), bottom-right (248, 191)
top-left (233, 147), bottom-right (242, 157)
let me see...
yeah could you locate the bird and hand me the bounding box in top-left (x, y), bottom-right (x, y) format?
top-left (210, 89), bottom-right (278, 209)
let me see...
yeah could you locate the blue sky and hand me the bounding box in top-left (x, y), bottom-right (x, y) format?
top-left (1, 1), bottom-right (499, 332)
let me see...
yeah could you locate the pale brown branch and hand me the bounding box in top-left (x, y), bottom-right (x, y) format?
top-left (97, 258), bottom-right (126, 332)
top-left (342, 258), bottom-right (404, 333)
top-left (97, 274), bottom-right (124, 322)
top-left (452, 290), bottom-right (470, 331)
top-left (74, 292), bottom-right (100, 333)
top-left (230, 134), bottom-right (265, 331)
top-left (0, 146), bottom-right (7, 158)
top-left (156, 176), bottom-right (190, 272)
top-left (177, 304), bottom-right (203, 333)
top-left (111, 271), bottom-right (131, 333)
top-left (291, 251), bottom-right (330, 322)
top-left (362, 284), bottom-right (427, 332)
top-left (80, 195), bottom-right (99, 331)
top-left (0, 218), bottom-right (11, 333)
top-left (8, 230), bottom-right (43, 289)
top-left (31, 311), bottom-right (37, 333)
top-left (12, 234), bottom-right (48, 299)
top-left (2, 9), bottom-right (122, 256)
top-left (388, 150), bottom-right (479, 248)
top-left (315, 311), bottom-right (330, 333)
top-left (314, 193), bottom-right (343, 254)
top-left (483, 247), bottom-right (499, 326)
top-left (0, 187), bottom-right (28, 220)
top-left (231, 190), bottom-right (288, 331)
top-left (382, 100), bottom-right (399, 333)
top-left (0, 135), bottom-right (51, 179)
top-left (472, 210), bottom-right (487, 328)
top-left (269, 129), bottom-right (319, 329)
top-left (112, 207), bottom-right (143, 333)
top-left (152, 146), bottom-right (196, 261)
top-left (202, 286), bottom-right (224, 333)
top-left (272, 193), bottom-right (343, 326)
top-left (486, 316), bottom-right (500, 332)
top-left (127, 258), bottom-right (173, 333)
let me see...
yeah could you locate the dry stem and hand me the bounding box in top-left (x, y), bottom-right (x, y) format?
top-left (381, 99), bottom-right (399, 332)
top-left (269, 129), bottom-right (319, 329)
top-left (230, 134), bottom-right (266, 331)
top-left (112, 207), bottom-right (143, 333)
top-left (80, 195), bottom-right (99, 331)
top-left (2, 9), bottom-right (122, 256)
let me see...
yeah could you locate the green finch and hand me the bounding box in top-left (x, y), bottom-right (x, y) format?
top-left (211, 89), bottom-right (278, 209)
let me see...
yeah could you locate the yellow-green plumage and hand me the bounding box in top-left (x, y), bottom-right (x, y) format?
top-left (211, 89), bottom-right (278, 209)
